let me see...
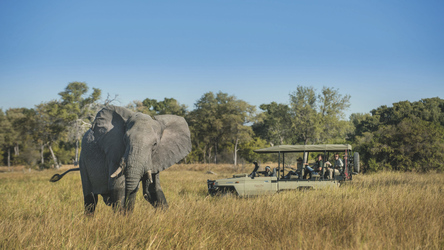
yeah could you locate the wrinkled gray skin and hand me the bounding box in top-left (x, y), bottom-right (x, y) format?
top-left (79, 106), bottom-right (191, 215)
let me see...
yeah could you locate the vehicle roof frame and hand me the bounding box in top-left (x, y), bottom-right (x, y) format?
top-left (254, 144), bottom-right (353, 180)
top-left (253, 144), bottom-right (352, 153)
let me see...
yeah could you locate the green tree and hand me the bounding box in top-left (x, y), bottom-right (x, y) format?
top-left (288, 86), bottom-right (351, 144)
top-left (188, 92), bottom-right (218, 163)
top-left (0, 109), bottom-right (13, 167)
top-left (418, 97), bottom-right (444, 125)
top-left (318, 87), bottom-right (352, 142)
top-left (222, 96), bottom-right (255, 166)
top-left (128, 100), bottom-right (152, 115)
top-left (149, 97), bottom-right (187, 116)
top-left (0, 82), bottom-right (100, 168)
top-left (187, 91), bottom-right (255, 164)
top-left (288, 86), bottom-right (320, 144)
top-left (349, 112), bottom-right (379, 140)
top-left (252, 102), bottom-right (291, 146)
top-left (34, 101), bottom-right (67, 168)
top-left (130, 97), bottom-right (188, 117)
top-left (237, 137), bottom-right (272, 163)
top-left (6, 108), bottom-right (40, 167)
top-left (355, 118), bottom-right (444, 172)
top-left (370, 98), bottom-right (444, 126)
top-left (352, 98), bottom-right (444, 172)
top-left (58, 82), bottom-right (101, 165)
top-left (2, 109), bottom-right (22, 167)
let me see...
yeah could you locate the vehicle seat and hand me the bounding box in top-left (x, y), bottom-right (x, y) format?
top-left (310, 170), bottom-right (321, 180)
top-left (290, 174), bottom-right (299, 180)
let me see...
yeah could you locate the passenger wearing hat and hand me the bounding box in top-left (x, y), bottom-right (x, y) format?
top-left (264, 166), bottom-right (272, 176)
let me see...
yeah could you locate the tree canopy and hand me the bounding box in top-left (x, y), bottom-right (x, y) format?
top-left (1, 82), bottom-right (443, 173)
top-left (254, 86), bottom-right (352, 146)
top-left (129, 97), bottom-right (188, 117)
top-left (353, 98), bottom-right (444, 172)
top-left (186, 91), bottom-right (255, 164)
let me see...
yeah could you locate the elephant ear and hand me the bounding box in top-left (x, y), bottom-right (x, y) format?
top-left (91, 106), bottom-right (134, 172)
top-left (152, 115), bottom-right (192, 172)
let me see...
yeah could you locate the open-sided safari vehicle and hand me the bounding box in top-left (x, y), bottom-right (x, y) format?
top-left (207, 144), bottom-right (359, 196)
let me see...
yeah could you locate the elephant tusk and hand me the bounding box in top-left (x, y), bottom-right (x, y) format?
top-left (110, 158), bottom-right (126, 178)
top-left (110, 167), bottom-right (122, 178)
top-left (147, 170), bottom-right (153, 183)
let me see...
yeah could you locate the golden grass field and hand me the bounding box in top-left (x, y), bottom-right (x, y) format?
top-left (1, 164), bottom-right (443, 249)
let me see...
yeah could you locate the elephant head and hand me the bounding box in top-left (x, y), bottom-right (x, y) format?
top-left (91, 106), bottom-right (191, 209)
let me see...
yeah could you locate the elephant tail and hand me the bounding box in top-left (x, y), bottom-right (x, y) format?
top-left (49, 168), bottom-right (80, 182)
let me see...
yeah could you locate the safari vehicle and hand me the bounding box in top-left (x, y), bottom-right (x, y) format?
top-left (207, 144), bottom-right (359, 196)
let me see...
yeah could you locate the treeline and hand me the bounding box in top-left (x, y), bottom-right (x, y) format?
top-left (1, 82), bottom-right (443, 172)
top-left (351, 99), bottom-right (444, 172)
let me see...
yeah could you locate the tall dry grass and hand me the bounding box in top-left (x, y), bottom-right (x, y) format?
top-left (0, 164), bottom-right (443, 249)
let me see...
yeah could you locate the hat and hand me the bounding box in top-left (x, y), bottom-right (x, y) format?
top-left (297, 157), bottom-right (303, 162)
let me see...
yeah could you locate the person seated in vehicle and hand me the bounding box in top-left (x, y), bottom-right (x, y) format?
top-left (265, 166), bottom-right (277, 176)
top-left (312, 154), bottom-right (324, 172)
top-left (325, 153), bottom-right (343, 179)
top-left (283, 164), bottom-right (299, 178)
top-left (256, 165), bottom-right (273, 176)
top-left (264, 166), bottom-right (272, 176)
top-left (303, 154), bottom-right (325, 179)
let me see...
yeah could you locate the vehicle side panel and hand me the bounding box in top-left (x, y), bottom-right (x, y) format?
top-left (278, 179), bottom-right (340, 191)
top-left (243, 177), bottom-right (277, 196)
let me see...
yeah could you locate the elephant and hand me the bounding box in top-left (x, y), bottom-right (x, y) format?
top-left (50, 105), bottom-right (191, 215)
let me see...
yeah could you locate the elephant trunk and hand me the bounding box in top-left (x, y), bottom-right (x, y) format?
top-left (124, 167), bottom-right (142, 211)
top-left (123, 146), bottom-right (153, 211)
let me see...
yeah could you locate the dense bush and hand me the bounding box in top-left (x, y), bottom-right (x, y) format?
top-left (353, 98), bottom-right (444, 172)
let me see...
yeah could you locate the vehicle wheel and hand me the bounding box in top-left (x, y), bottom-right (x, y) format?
top-left (353, 152), bottom-right (360, 173)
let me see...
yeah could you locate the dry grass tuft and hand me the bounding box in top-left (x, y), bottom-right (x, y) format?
top-left (1, 165), bottom-right (443, 249)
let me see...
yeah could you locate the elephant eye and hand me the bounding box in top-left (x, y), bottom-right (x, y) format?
top-left (126, 120), bottom-right (136, 131)
top-left (152, 142), bottom-right (157, 152)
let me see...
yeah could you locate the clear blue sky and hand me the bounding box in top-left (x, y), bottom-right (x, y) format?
top-left (1, 0), bottom-right (443, 118)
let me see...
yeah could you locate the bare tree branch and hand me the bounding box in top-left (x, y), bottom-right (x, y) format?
top-left (104, 93), bottom-right (120, 106)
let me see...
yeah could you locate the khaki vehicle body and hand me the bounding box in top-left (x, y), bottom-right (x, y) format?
top-left (208, 144), bottom-right (358, 196)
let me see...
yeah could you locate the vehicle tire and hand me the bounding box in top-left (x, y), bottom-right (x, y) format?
top-left (353, 152), bottom-right (360, 173)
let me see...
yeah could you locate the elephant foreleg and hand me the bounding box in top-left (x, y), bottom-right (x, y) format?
top-left (142, 173), bottom-right (168, 209)
top-left (84, 193), bottom-right (98, 216)
top-left (109, 175), bottom-right (126, 212)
